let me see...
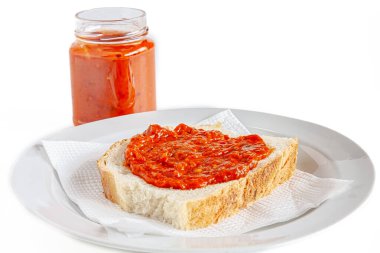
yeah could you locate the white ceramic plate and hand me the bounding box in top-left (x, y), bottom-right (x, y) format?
top-left (11, 108), bottom-right (374, 252)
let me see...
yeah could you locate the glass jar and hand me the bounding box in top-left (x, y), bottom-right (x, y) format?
top-left (70, 7), bottom-right (156, 125)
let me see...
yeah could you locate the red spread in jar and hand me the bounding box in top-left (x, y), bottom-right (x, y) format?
top-left (70, 35), bottom-right (155, 125)
top-left (125, 124), bottom-right (273, 190)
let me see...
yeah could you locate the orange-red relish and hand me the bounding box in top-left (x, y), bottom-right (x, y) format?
top-left (125, 124), bottom-right (273, 190)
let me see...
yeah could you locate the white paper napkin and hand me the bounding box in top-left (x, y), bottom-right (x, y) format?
top-left (42, 110), bottom-right (352, 237)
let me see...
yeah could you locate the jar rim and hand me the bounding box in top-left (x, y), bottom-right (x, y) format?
top-left (74, 7), bottom-right (148, 43)
top-left (75, 7), bottom-right (146, 22)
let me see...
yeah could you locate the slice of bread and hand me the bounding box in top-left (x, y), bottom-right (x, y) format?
top-left (97, 125), bottom-right (298, 230)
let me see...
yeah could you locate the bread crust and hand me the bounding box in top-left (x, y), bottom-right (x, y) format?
top-left (185, 140), bottom-right (297, 229)
top-left (97, 135), bottom-right (298, 230)
top-left (97, 140), bottom-right (128, 205)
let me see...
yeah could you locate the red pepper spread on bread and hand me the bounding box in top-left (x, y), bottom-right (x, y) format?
top-left (125, 124), bottom-right (273, 190)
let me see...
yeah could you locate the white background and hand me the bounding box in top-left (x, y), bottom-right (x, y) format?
top-left (1, 0), bottom-right (379, 252)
